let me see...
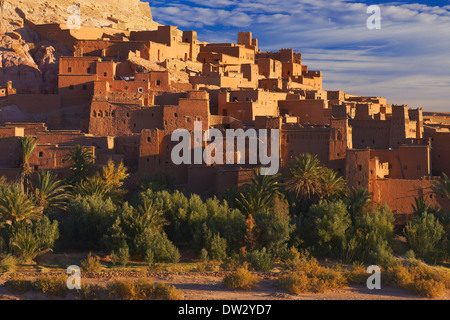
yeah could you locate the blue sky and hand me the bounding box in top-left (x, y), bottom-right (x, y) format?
top-left (147, 1), bottom-right (450, 112)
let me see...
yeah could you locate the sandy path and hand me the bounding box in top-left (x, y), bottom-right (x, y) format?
top-left (1, 273), bottom-right (448, 300)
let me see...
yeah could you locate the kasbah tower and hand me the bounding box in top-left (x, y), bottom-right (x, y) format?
top-left (0, 0), bottom-right (449, 227)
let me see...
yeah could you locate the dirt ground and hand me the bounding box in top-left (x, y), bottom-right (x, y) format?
top-left (1, 273), bottom-right (449, 300)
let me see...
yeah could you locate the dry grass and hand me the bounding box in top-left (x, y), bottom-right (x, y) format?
top-left (222, 265), bottom-right (260, 291)
top-left (278, 254), bottom-right (347, 294)
top-left (33, 274), bottom-right (68, 297)
top-left (80, 253), bottom-right (103, 273)
top-left (107, 279), bottom-right (183, 300)
top-left (384, 259), bottom-right (450, 298)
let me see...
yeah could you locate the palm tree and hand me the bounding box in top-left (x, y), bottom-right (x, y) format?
top-left (32, 170), bottom-right (71, 211)
top-left (18, 136), bottom-right (39, 193)
top-left (434, 173), bottom-right (450, 200)
top-left (321, 168), bottom-right (347, 200)
top-left (411, 196), bottom-right (430, 217)
top-left (285, 153), bottom-right (324, 205)
top-left (235, 168), bottom-right (281, 215)
top-left (135, 197), bottom-right (168, 233)
top-left (74, 175), bottom-right (110, 199)
top-left (0, 191), bottom-right (41, 226)
top-left (64, 145), bottom-right (96, 184)
top-left (347, 187), bottom-right (372, 218)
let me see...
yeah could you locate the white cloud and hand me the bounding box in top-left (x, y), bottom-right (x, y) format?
top-left (150, 0), bottom-right (450, 111)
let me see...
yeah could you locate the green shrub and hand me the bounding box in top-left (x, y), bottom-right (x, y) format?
top-left (144, 249), bottom-right (154, 265)
top-left (81, 252), bottom-right (103, 272)
top-left (117, 246), bottom-right (130, 267)
top-left (200, 248), bottom-right (208, 262)
top-left (404, 212), bottom-right (445, 262)
top-left (254, 198), bottom-right (295, 254)
top-left (135, 229), bottom-right (180, 263)
top-left (63, 195), bottom-right (117, 250)
top-left (222, 266), bottom-right (259, 291)
top-left (247, 248), bottom-right (273, 272)
top-left (208, 233), bottom-right (227, 261)
top-left (302, 200), bottom-right (351, 258)
top-left (345, 204), bottom-right (395, 266)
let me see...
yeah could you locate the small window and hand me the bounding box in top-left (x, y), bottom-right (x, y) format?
top-left (68, 67), bottom-right (72, 73)
top-left (103, 72), bottom-right (107, 77)
top-left (34, 165), bottom-right (39, 171)
top-left (358, 165), bottom-right (362, 171)
top-left (138, 87), bottom-right (144, 93)
top-left (156, 80), bottom-right (161, 86)
top-left (147, 137), bottom-right (151, 143)
top-left (126, 112), bottom-right (130, 117)
top-left (39, 151), bottom-right (43, 157)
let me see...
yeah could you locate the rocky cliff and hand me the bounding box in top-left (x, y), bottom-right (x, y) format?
top-left (0, 0), bottom-right (159, 94)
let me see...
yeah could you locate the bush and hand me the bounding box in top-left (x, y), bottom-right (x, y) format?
top-left (345, 204), bottom-right (395, 266)
top-left (246, 248), bottom-right (273, 272)
top-left (384, 260), bottom-right (450, 298)
top-left (134, 228), bottom-right (180, 263)
top-left (107, 279), bottom-right (183, 300)
top-left (144, 249), bottom-right (154, 265)
top-left (254, 198), bottom-right (295, 254)
top-left (77, 284), bottom-right (103, 300)
top-left (117, 246), bottom-right (130, 267)
top-left (200, 248), bottom-right (209, 263)
top-left (0, 255), bottom-right (18, 272)
top-left (63, 195), bottom-right (117, 250)
top-left (5, 216), bottom-right (59, 263)
top-left (302, 200), bottom-right (351, 258)
top-left (280, 247), bottom-right (302, 270)
top-left (153, 282), bottom-right (184, 300)
top-left (408, 279), bottom-right (446, 298)
top-left (33, 274), bottom-right (67, 297)
top-left (105, 202), bottom-right (180, 263)
top-left (108, 279), bottom-right (143, 300)
top-left (222, 266), bottom-right (259, 291)
top-left (278, 267), bottom-right (347, 294)
top-left (345, 262), bottom-right (368, 285)
top-left (81, 252), bottom-right (103, 272)
top-left (208, 233), bottom-right (227, 261)
top-left (404, 212), bottom-right (445, 262)
top-left (139, 190), bottom-right (246, 253)
top-left (278, 254), bottom-right (347, 294)
top-left (3, 276), bottom-right (33, 293)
